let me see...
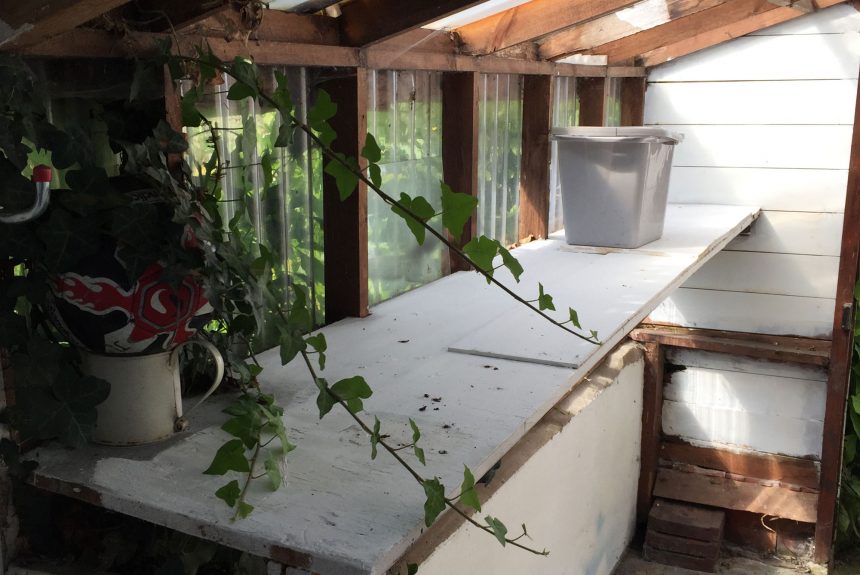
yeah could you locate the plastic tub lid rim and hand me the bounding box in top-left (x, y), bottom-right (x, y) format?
top-left (551, 126), bottom-right (684, 143)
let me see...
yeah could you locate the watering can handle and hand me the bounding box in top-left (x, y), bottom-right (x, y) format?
top-left (169, 340), bottom-right (225, 431)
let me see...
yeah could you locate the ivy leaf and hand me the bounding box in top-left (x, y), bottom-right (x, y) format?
top-left (181, 87), bottom-right (204, 128)
top-left (498, 246), bottom-right (523, 282)
top-left (368, 164), bottom-right (382, 189)
top-left (226, 58), bottom-right (258, 101)
top-left (370, 417), bottom-right (381, 460)
top-left (204, 439), bottom-right (251, 475)
top-left (409, 418), bottom-right (421, 444)
top-left (36, 208), bottom-right (101, 272)
top-left (440, 182), bottom-right (477, 242)
top-left (272, 70), bottom-right (294, 117)
top-left (264, 450), bottom-right (283, 490)
top-left (306, 333), bottom-right (327, 370)
top-left (324, 154), bottom-right (360, 200)
top-left (407, 564), bottom-right (418, 575)
top-left (279, 331), bottom-right (306, 366)
top-left (414, 446), bottom-right (426, 466)
top-left (485, 515), bottom-right (508, 546)
top-left (422, 478), bottom-right (446, 527)
top-left (331, 376), bottom-right (373, 414)
top-left (309, 90), bottom-right (337, 147)
top-left (537, 283), bottom-right (555, 311)
top-left (568, 307), bottom-right (582, 330)
top-left (408, 418), bottom-right (426, 463)
top-left (459, 466), bottom-right (481, 512)
top-left (316, 379), bottom-right (336, 419)
top-left (391, 193), bottom-right (435, 246)
top-left (153, 120), bottom-right (188, 154)
top-left (589, 329), bottom-right (599, 341)
top-left (222, 415), bottom-right (258, 449)
top-left (846, 435), bottom-right (857, 465)
top-left (236, 501), bottom-right (254, 519)
top-left (274, 122), bottom-right (295, 148)
top-left (361, 133), bottom-right (382, 163)
top-left (215, 480), bottom-right (241, 507)
top-left (463, 236), bottom-right (499, 282)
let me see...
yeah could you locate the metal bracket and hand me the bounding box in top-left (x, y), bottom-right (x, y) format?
top-left (841, 302), bottom-right (854, 332)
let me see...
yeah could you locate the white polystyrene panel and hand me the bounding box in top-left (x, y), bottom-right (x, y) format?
top-left (669, 124), bottom-right (853, 170)
top-left (650, 288), bottom-right (835, 337)
top-left (649, 33), bottom-right (860, 82)
top-left (748, 3), bottom-right (860, 35)
top-left (645, 79), bottom-right (857, 125)
top-left (682, 251), bottom-right (839, 299)
top-left (666, 167), bottom-right (847, 212)
top-left (726, 211), bottom-right (843, 257)
top-left (666, 348), bottom-right (828, 382)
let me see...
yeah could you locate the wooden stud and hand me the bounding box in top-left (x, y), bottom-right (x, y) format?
top-left (441, 72), bottom-right (479, 273)
top-left (577, 77), bottom-right (608, 127)
top-left (0, 0), bottom-right (131, 49)
top-left (339, 0), bottom-right (484, 47)
top-left (537, 0), bottom-right (725, 61)
top-left (637, 342), bottom-right (665, 523)
top-left (454, 0), bottom-right (639, 56)
top-left (628, 325), bottom-right (831, 367)
top-left (620, 77), bottom-right (646, 126)
top-left (517, 75), bottom-right (553, 242)
top-left (814, 61), bottom-right (860, 565)
top-left (322, 70), bottom-right (369, 322)
top-left (660, 440), bottom-right (820, 490)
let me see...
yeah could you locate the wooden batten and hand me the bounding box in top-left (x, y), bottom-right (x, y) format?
top-left (814, 59), bottom-right (860, 564)
top-left (0, 0), bottom-right (131, 49)
top-left (322, 70), bottom-right (369, 321)
top-left (453, 0), bottom-right (639, 56)
top-left (338, 0), bottom-right (485, 47)
top-left (517, 75), bottom-right (553, 242)
top-left (637, 342), bottom-right (665, 523)
top-left (441, 72), bottom-right (479, 273)
top-left (577, 76), bottom-right (608, 126)
top-left (629, 325), bottom-right (831, 367)
top-left (620, 76), bottom-right (646, 126)
top-left (187, 7), bottom-right (340, 45)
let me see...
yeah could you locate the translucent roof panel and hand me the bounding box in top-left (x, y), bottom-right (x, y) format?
top-left (423, 0), bottom-right (532, 30)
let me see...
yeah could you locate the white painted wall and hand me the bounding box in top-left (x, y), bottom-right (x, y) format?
top-left (644, 4), bottom-right (860, 458)
top-left (414, 344), bottom-right (644, 575)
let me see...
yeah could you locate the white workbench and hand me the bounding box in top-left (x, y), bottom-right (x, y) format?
top-left (30, 204), bottom-right (759, 575)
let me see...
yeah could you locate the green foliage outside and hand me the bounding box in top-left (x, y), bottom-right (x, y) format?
top-left (838, 281), bottom-right (860, 549)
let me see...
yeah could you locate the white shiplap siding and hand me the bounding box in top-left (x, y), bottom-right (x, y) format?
top-left (644, 4), bottom-right (859, 457)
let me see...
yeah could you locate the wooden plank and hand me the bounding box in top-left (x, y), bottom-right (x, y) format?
top-left (584, 0), bottom-right (792, 65)
top-left (645, 530), bottom-right (721, 559)
top-left (639, 6), bottom-right (803, 67)
top-left (726, 212), bottom-right (844, 258)
top-left (665, 167), bottom-right (847, 213)
top-left (662, 400), bottom-right (824, 458)
top-left (645, 79), bottom-right (858, 125)
top-left (670, 125), bottom-right (853, 170)
top-left (441, 72), bottom-right (479, 273)
top-left (517, 75), bottom-right (552, 242)
top-left (0, 0), bottom-right (130, 48)
top-left (537, 0), bottom-right (726, 61)
top-left (643, 545), bottom-right (720, 572)
top-left (654, 467), bottom-right (819, 522)
top-left (815, 60), bottom-right (860, 565)
top-left (637, 342), bottom-right (665, 523)
top-left (629, 325), bottom-right (831, 366)
top-left (648, 31), bottom-right (860, 82)
top-left (322, 71), bottom-right (369, 321)
top-left (649, 498), bottom-right (725, 541)
top-left (660, 441), bottom-right (820, 490)
top-left (620, 77), bottom-right (645, 126)
top-left (188, 6), bottom-right (340, 44)
top-left (576, 76), bottom-right (607, 126)
top-left (453, 0), bottom-right (639, 55)
top-left (682, 252), bottom-right (839, 299)
top-left (338, 0), bottom-right (484, 47)
top-left (129, 0), bottom-right (228, 32)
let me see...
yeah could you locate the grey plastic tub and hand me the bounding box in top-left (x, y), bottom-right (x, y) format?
top-left (551, 126), bottom-right (683, 248)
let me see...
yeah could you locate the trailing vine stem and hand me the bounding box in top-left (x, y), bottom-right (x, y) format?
top-left (171, 54), bottom-right (600, 345)
top-left (233, 428), bottom-right (262, 521)
top-left (298, 349), bottom-right (549, 557)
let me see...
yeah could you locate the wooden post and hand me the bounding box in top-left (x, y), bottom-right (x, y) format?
top-left (441, 71), bottom-right (479, 272)
top-left (322, 69), bottom-right (369, 321)
top-left (577, 76), bottom-right (608, 127)
top-left (814, 64), bottom-right (860, 564)
top-left (620, 77), bottom-right (646, 126)
top-left (637, 341), bottom-right (665, 523)
top-left (518, 75), bottom-right (553, 242)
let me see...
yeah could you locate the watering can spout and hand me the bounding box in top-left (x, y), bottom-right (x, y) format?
top-left (0, 164), bottom-right (52, 224)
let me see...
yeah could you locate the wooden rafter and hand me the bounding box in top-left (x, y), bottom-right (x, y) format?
top-left (338, 0), bottom-right (485, 47)
top-left (537, 0), bottom-right (729, 61)
top-left (638, 0), bottom-right (843, 66)
top-left (128, 0), bottom-right (230, 32)
top-left (582, 0), bottom-right (790, 65)
top-left (0, 0), bottom-right (130, 48)
top-left (188, 6), bottom-right (340, 45)
top-left (453, 0), bottom-right (639, 56)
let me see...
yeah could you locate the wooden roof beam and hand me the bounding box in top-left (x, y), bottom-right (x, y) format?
top-left (0, 0), bottom-right (130, 48)
top-left (537, 0), bottom-right (730, 61)
top-left (639, 0), bottom-right (844, 66)
top-left (453, 0), bottom-right (640, 56)
top-left (338, 0), bottom-right (485, 47)
top-left (581, 0), bottom-right (789, 65)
